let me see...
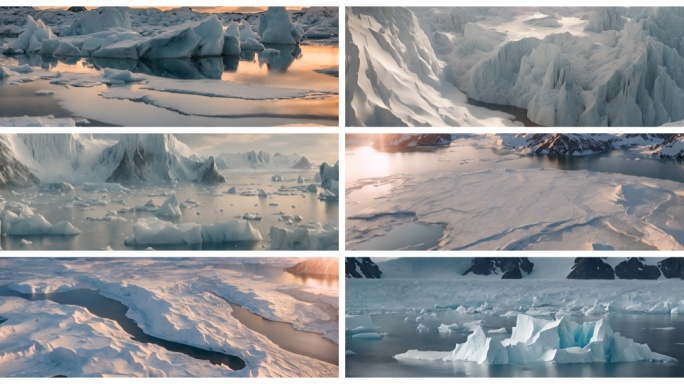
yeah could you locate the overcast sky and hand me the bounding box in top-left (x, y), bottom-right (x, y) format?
top-left (175, 134), bottom-right (338, 164)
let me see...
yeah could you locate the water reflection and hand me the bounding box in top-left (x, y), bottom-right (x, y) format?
top-left (258, 44), bottom-right (302, 73)
top-left (7, 44), bottom-right (315, 81)
top-left (0, 286), bottom-right (246, 370)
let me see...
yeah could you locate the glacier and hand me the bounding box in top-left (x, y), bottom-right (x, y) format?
top-left (395, 314), bottom-right (676, 364)
top-left (347, 7), bottom-right (684, 126)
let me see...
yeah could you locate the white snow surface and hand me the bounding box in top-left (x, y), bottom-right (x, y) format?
top-left (348, 167), bottom-right (684, 250)
top-left (348, 7), bottom-right (684, 126)
top-left (0, 258), bottom-right (337, 377)
top-left (347, 278), bottom-right (684, 317)
top-left (395, 314), bottom-right (675, 364)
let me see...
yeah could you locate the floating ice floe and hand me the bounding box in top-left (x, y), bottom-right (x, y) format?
top-left (124, 217), bottom-right (262, 245)
top-left (86, 211), bottom-right (127, 222)
top-left (395, 314), bottom-right (676, 364)
top-left (38, 182), bottom-right (74, 193)
top-left (156, 194), bottom-right (182, 218)
top-left (269, 223), bottom-right (338, 250)
top-left (0, 202), bottom-right (81, 236)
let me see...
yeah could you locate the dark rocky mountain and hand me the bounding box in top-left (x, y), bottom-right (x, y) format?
top-left (567, 257), bottom-right (615, 279)
top-left (658, 257), bottom-right (684, 279)
top-left (650, 134), bottom-right (684, 159)
top-left (515, 134), bottom-right (616, 155)
top-left (193, 156), bottom-right (225, 184)
top-left (376, 134), bottom-right (452, 149)
top-left (614, 257), bottom-right (661, 280)
top-left (346, 257), bottom-right (382, 278)
top-left (462, 258), bottom-right (534, 279)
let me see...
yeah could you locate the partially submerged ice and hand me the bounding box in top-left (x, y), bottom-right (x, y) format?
top-left (124, 217), bottom-right (262, 246)
top-left (395, 314), bottom-right (676, 364)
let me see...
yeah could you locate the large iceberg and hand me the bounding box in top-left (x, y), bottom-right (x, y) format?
top-left (66, 7), bottom-right (132, 36)
top-left (7, 16), bottom-right (54, 53)
top-left (94, 15), bottom-right (224, 59)
top-left (269, 223), bottom-right (338, 250)
top-left (124, 217), bottom-right (262, 246)
top-left (258, 7), bottom-right (303, 45)
top-left (395, 314), bottom-right (676, 364)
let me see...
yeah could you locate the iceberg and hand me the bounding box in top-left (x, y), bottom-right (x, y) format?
top-left (395, 314), bottom-right (676, 364)
top-left (7, 16), bottom-right (54, 53)
top-left (258, 7), bottom-right (303, 45)
top-left (66, 7), bottom-right (132, 36)
top-left (124, 217), bottom-right (262, 246)
top-left (269, 223), bottom-right (338, 250)
top-left (93, 15), bottom-right (225, 59)
top-left (0, 203), bottom-right (80, 236)
top-left (156, 194), bottom-right (182, 218)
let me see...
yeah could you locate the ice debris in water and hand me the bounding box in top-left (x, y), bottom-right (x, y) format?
top-left (395, 314), bottom-right (677, 364)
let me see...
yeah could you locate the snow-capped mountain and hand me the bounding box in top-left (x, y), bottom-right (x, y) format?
top-left (215, 151), bottom-right (308, 170)
top-left (0, 136), bottom-right (39, 188)
top-left (348, 257), bottom-right (684, 280)
top-left (97, 134), bottom-right (221, 184)
top-left (500, 133), bottom-right (673, 156)
top-left (462, 258), bottom-right (534, 279)
top-left (500, 134), bottom-right (617, 155)
top-left (376, 134), bottom-right (452, 149)
top-left (568, 257), bottom-right (683, 280)
top-left (650, 134), bottom-right (684, 159)
top-left (285, 257), bottom-right (338, 276)
top-left (0, 134), bottom-right (226, 187)
top-left (345, 257), bottom-right (382, 278)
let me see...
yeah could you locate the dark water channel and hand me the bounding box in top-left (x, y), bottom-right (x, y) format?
top-left (467, 97), bottom-right (543, 127)
top-left (0, 286), bottom-right (246, 370)
top-left (226, 301), bottom-right (338, 365)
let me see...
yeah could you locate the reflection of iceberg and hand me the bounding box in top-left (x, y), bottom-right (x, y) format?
top-left (395, 314), bottom-right (676, 364)
top-left (258, 44), bottom-right (302, 73)
top-left (91, 57), bottom-right (224, 80)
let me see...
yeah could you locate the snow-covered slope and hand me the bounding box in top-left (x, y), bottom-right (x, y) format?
top-left (362, 257), bottom-right (680, 280)
top-left (215, 151), bottom-right (305, 170)
top-left (285, 258), bottom-right (338, 276)
top-left (0, 134), bottom-right (226, 186)
top-left (346, 7), bottom-right (488, 127)
top-left (94, 134), bottom-right (222, 184)
top-left (0, 136), bottom-right (39, 188)
top-left (348, 7), bottom-right (684, 126)
top-left (376, 134), bottom-right (452, 149)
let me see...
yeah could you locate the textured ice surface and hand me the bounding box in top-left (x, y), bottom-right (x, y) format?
top-left (395, 314), bottom-right (676, 364)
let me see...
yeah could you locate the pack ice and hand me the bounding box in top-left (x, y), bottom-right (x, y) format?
top-left (395, 314), bottom-right (676, 364)
top-left (4, 6), bottom-right (304, 59)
